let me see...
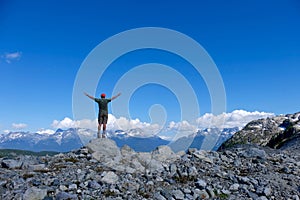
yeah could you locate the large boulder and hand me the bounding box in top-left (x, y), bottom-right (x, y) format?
top-left (86, 138), bottom-right (180, 173)
top-left (86, 138), bottom-right (121, 165)
top-left (152, 145), bottom-right (180, 162)
top-left (1, 159), bottom-right (23, 169)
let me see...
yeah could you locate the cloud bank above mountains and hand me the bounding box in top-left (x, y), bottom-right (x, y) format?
top-left (51, 115), bottom-right (161, 137)
top-left (196, 110), bottom-right (275, 128)
top-left (49, 110), bottom-right (274, 137)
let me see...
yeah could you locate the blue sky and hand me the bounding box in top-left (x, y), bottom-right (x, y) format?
top-left (0, 0), bottom-right (300, 133)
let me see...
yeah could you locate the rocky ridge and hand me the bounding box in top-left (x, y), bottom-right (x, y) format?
top-left (219, 112), bottom-right (300, 150)
top-left (0, 138), bottom-right (299, 199)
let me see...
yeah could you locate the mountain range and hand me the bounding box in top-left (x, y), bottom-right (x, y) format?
top-left (0, 128), bottom-right (82, 152)
top-left (0, 127), bottom-right (238, 152)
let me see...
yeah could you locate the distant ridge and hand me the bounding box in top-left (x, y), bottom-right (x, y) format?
top-left (0, 127), bottom-right (239, 153)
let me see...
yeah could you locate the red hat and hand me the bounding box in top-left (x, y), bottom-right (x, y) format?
top-left (101, 93), bottom-right (106, 98)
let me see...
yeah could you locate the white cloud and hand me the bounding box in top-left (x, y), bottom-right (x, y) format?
top-left (2, 52), bottom-right (22, 63)
top-left (165, 120), bottom-right (197, 140)
top-left (167, 120), bottom-right (197, 132)
top-left (52, 117), bottom-right (75, 129)
top-left (3, 130), bottom-right (10, 134)
top-left (12, 123), bottom-right (27, 130)
top-left (196, 110), bottom-right (275, 129)
top-left (158, 110), bottom-right (274, 141)
top-left (49, 110), bottom-right (274, 138)
top-left (52, 117), bottom-right (97, 130)
top-left (36, 129), bottom-right (55, 135)
top-left (51, 115), bottom-right (162, 137)
top-left (108, 115), bottom-right (162, 137)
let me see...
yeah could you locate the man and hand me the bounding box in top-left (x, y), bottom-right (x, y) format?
top-left (84, 92), bottom-right (121, 138)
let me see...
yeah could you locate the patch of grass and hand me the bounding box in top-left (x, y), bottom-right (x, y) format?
top-left (103, 190), bottom-right (117, 197)
top-left (64, 157), bottom-right (79, 163)
top-left (53, 164), bottom-right (67, 171)
top-left (23, 173), bottom-right (34, 179)
top-left (174, 175), bottom-right (196, 184)
top-left (218, 193), bottom-right (229, 199)
top-left (214, 190), bottom-right (230, 199)
top-left (138, 191), bottom-right (150, 198)
top-left (34, 169), bottom-right (52, 173)
top-left (94, 166), bottom-right (104, 173)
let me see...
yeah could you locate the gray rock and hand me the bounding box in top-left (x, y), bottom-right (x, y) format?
top-left (263, 186), bottom-right (272, 196)
top-left (183, 188), bottom-right (191, 194)
top-left (161, 189), bottom-right (173, 199)
top-left (247, 191), bottom-right (259, 199)
top-left (28, 164), bottom-right (46, 171)
top-left (86, 138), bottom-right (121, 164)
top-left (1, 159), bottom-right (22, 169)
top-left (154, 192), bottom-right (167, 200)
top-left (195, 179), bottom-right (207, 189)
top-left (172, 189), bottom-right (184, 200)
top-left (43, 196), bottom-right (54, 200)
top-left (240, 147), bottom-right (267, 159)
top-left (193, 150), bottom-right (213, 163)
top-left (23, 187), bottom-right (47, 200)
top-left (238, 176), bottom-right (250, 184)
top-left (257, 196), bottom-right (268, 200)
top-left (221, 189), bottom-right (231, 195)
top-left (152, 145), bottom-right (179, 163)
top-left (193, 189), bottom-right (210, 199)
top-left (169, 163), bottom-right (177, 175)
top-left (120, 145), bottom-right (135, 156)
top-left (55, 192), bottom-right (78, 200)
top-left (68, 183), bottom-right (77, 190)
top-left (188, 166), bottom-right (198, 177)
top-left (206, 187), bottom-right (216, 198)
top-left (51, 179), bottom-right (60, 186)
top-left (292, 195), bottom-right (300, 200)
top-left (59, 185), bottom-right (68, 191)
top-left (31, 179), bottom-right (42, 186)
top-left (136, 152), bottom-right (164, 172)
top-left (101, 171), bottom-right (119, 184)
top-left (229, 183), bottom-right (239, 191)
top-left (185, 194), bottom-right (194, 200)
top-left (88, 180), bottom-right (101, 189)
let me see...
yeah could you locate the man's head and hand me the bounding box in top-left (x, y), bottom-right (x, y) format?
top-left (101, 93), bottom-right (106, 98)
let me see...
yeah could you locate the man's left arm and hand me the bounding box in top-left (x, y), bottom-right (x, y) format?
top-left (111, 93), bottom-right (121, 100)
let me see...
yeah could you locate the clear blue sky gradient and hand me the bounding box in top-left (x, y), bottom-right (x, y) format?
top-left (1, 0), bottom-right (300, 132)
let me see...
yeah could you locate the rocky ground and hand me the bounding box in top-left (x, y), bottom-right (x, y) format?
top-left (0, 138), bottom-right (299, 200)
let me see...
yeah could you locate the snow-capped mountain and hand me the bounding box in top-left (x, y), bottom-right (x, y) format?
top-left (0, 127), bottom-right (240, 152)
top-left (0, 129), bottom-right (83, 152)
top-left (110, 134), bottom-right (169, 152)
top-left (169, 127), bottom-right (240, 152)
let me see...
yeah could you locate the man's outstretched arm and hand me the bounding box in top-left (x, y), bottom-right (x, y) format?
top-left (111, 93), bottom-right (121, 100)
top-left (84, 92), bottom-right (95, 100)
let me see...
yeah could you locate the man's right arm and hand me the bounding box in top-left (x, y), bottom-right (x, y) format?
top-left (84, 92), bottom-right (95, 100)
